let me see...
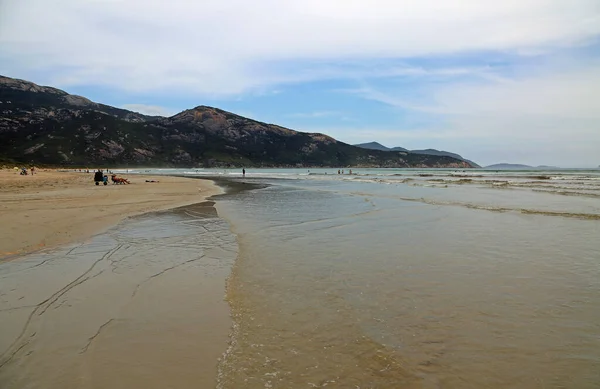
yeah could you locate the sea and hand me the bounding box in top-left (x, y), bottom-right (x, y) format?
top-left (4, 167), bottom-right (600, 388)
top-left (111, 167), bottom-right (600, 388)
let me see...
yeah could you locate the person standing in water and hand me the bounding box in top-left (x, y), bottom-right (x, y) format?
top-left (242, 168), bottom-right (246, 177)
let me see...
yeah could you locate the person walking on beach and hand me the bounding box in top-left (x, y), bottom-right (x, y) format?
top-left (242, 168), bottom-right (245, 177)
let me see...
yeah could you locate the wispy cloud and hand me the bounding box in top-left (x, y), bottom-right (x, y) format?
top-left (341, 87), bottom-right (448, 114)
top-left (345, 61), bottom-right (600, 117)
top-left (313, 63), bottom-right (600, 167)
top-left (121, 104), bottom-right (176, 117)
top-left (1, 0), bottom-right (598, 95)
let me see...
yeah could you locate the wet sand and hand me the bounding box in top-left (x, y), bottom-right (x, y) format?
top-left (0, 170), bottom-right (234, 388)
top-left (0, 169), bottom-right (219, 259)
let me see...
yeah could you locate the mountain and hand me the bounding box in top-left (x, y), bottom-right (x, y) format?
top-left (0, 76), bottom-right (474, 168)
top-left (352, 142), bottom-right (391, 151)
top-left (536, 165), bottom-right (560, 169)
top-left (353, 142), bottom-right (478, 167)
top-left (409, 149), bottom-right (480, 168)
top-left (353, 142), bottom-right (409, 153)
top-left (0, 76), bottom-right (158, 122)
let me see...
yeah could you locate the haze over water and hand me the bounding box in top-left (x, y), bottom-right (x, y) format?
top-left (204, 168), bottom-right (600, 388)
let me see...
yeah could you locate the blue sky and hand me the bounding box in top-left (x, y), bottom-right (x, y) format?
top-left (1, 0), bottom-right (599, 167)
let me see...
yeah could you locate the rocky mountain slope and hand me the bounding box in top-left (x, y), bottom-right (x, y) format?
top-left (409, 149), bottom-right (480, 168)
top-left (354, 142), bottom-right (408, 152)
top-left (354, 142), bottom-right (479, 167)
top-left (0, 76), bottom-right (474, 168)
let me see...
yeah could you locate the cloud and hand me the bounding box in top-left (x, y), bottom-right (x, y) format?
top-left (1, 0), bottom-right (599, 95)
top-left (433, 67), bottom-right (600, 119)
top-left (1, 0), bottom-right (598, 166)
top-left (350, 63), bottom-right (600, 129)
top-left (306, 63), bottom-right (600, 167)
top-left (121, 104), bottom-right (176, 117)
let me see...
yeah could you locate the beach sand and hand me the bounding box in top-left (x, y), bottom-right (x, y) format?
top-left (0, 169), bottom-right (233, 388)
top-left (0, 169), bottom-right (219, 259)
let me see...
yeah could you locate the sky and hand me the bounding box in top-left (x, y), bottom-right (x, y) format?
top-left (1, 0), bottom-right (599, 167)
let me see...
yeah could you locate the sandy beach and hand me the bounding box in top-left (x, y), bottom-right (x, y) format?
top-left (0, 169), bottom-right (233, 389)
top-left (0, 169), bottom-right (220, 259)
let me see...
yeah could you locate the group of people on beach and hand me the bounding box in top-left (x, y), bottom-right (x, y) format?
top-left (17, 166), bottom-right (35, 175)
top-left (94, 169), bottom-right (129, 185)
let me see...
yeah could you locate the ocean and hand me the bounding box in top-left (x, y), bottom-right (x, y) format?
top-left (4, 167), bottom-right (600, 388)
top-left (126, 167), bottom-right (599, 388)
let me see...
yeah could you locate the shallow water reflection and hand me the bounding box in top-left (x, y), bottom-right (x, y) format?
top-left (0, 202), bottom-right (237, 389)
top-left (217, 180), bottom-right (600, 388)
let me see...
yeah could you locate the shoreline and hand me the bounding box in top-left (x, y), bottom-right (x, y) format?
top-left (0, 169), bottom-right (239, 388)
top-left (0, 202), bottom-right (236, 388)
top-left (0, 169), bottom-right (221, 261)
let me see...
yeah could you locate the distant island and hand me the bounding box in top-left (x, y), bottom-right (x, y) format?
top-left (354, 142), bottom-right (480, 167)
top-left (0, 75), bottom-right (475, 169)
top-left (484, 163), bottom-right (560, 169)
